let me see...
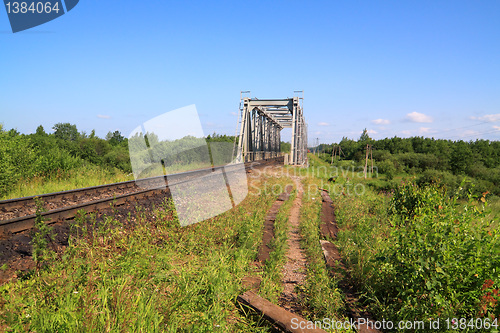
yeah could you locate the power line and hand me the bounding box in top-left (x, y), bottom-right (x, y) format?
top-left (446, 128), bottom-right (500, 140)
top-left (429, 121), bottom-right (491, 135)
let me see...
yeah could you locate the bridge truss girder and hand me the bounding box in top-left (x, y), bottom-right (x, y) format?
top-left (237, 96), bottom-right (307, 166)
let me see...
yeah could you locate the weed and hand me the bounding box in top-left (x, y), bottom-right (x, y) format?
top-left (30, 197), bottom-right (56, 270)
top-left (259, 185), bottom-right (294, 302)
top-left (299, 175), bottom-right (346, 323)
top-left (0, 170), bottom-right (285, 332)
top-left (334, 176), bottom-right (500, 330)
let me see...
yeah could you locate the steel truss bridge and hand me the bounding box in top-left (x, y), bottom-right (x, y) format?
top-left (235, 94), bottom-right (308, 166)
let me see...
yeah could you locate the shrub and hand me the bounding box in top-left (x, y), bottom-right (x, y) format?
top-left (377, 160), bottom-right (396, 180)
top-left (376, 183), bottom-right (500, 321)
top-left (0, 130), bottom-right (39, 196)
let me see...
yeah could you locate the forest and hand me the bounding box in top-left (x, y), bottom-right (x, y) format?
top-left (1, 123), bottom-right (498, 199)
top-left (0, 123), bottom-right (131, 198)
top-left (317, 129), bottom-right (500, 198)
top-left (0, 123), bottom-right (290, 199)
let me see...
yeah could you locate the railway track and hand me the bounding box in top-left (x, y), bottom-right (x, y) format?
top-left (0, 157), bottom-right (283, 234)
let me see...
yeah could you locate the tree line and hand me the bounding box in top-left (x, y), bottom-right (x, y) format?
top-left (0, 123), bottom-right (130, 197)
top-left (0, 123), bottom-right (292, 197)
top-left (319, 129), bottom-right (500, 196)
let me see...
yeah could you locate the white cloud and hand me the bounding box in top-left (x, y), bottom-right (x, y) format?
top-left (367, 129), bottom-right (378, 135)
top-left (494, 125), bottom-right (500, 131)
top-left (471, 113), bottom-right (500, 122)
top-left (371, 118), bottom-right (390, 125)
top-left (406, 112), bottom-right (433, 123)
top-left (318, 122), bottom-right (330, 126)
top-left (230, 112), bottom-right (238, 116)
top-left (401, 130), bottom-right (411, 136)
top-left (97, 114), bottom-right (111, 119)
top-left (399, 127), bottom-right (433, 137)
top-left (462, 130), bottom-right (478, 137)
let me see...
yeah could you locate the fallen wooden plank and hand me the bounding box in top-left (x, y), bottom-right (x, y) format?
top-left (319, 190), bottom-right (338, 240)
top-left (320, 240), bottom-right (345, 271)
top-left (237, 291), bottom-right (327, 333)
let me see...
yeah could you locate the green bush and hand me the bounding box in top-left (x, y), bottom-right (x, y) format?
top-left (377, 159), bottom-right (396, 180)
top-left (0, 125), bottom-right (133, 198)
top-left (376, 183), bottom-right (500, 322)
top-left (0, 130), bottom-right (38, 196)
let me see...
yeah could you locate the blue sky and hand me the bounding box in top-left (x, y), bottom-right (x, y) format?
top-left (1, 0), bottom-right (499, 144)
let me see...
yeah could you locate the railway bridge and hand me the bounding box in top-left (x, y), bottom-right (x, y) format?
top-left (235, 93), bottom-right (308, 166)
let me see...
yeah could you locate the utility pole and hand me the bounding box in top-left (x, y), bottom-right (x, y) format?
top-left (364, 144), bottom-right (369, 179)
top-left (364, 144), bottom-right (374, 178)
top-left (370, 145), bottom-right (374, 175)
top-left (331, 145), bottom-right (344, 164)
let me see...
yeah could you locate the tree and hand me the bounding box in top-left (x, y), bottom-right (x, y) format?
top-left (8, 129), bottom-right (20, 137)
top-left (450, 141), bottom-right (473, 175)
top-left (106, 130), bottom-right (125, 146)
top-left (280, 141), bottom-right (291, 153)
top-left (35, 125), bottom-right (47, 136)
top-left (53, 123), bottom-right (79, 141)
top-left (339, 137), bottom-right (358, 160)
top-left (359, 128), bottom-right (371, 142)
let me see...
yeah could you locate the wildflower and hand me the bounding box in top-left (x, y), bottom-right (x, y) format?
top-left (482, 279), bottom-right (494, 290)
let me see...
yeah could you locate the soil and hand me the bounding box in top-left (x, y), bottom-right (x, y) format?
top-left (256, 185), bottom-right (293, 264)
top-left (278, 177), bottom-right (307, 314)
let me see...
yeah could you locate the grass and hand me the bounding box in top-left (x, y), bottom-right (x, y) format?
top-left (1, 165), bottom-right (133, 200)
top-left (331, 168), bottom-right (500, 330)
top-left (298, 174), bottom-right (348, 331)
top-left (7, 153), bottom-right (495, 332)
top-left (332, 184), bottom-right (391, 306)
top-left (258, 187), bottom-right (295, 303)
top-left (0, 172), bottom-right (290, 332)
top-left (275, 156), bottom-right (351, 331)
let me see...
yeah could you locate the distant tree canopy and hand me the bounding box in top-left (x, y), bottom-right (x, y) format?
top-left (0, 123), bottom-right (257, 197)
top-left (280, 141), bottom-right (291, 153)
top-left (206, 133), bottom-right (237, 143)
top-left (321, 134), bottom-right (500, 196)
top-left (35, 125), bottom-right (46, 136)
top-left (53, 123), bottom-right (79, 141)
top-left (0, 124), bottom-right (134, 197)
top-left (359, 128), bottom-right (372, 144)
top-left (106, 130), bottom-right (125, 146)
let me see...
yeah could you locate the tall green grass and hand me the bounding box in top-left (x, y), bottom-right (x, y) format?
top-left (333, 176), bottom-right (500, 331)
top-left (259, 188), bottom-right (295, 303)
top-left (298, 175), bottom-right (347, 328)
top-left (0, 165), bottom-right (132, 200)
top-left (0, 174), bottom-right (289, 332)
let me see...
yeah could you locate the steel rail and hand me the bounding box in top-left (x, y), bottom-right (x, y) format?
top-left (0, 157), bottom-right (283, 234)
